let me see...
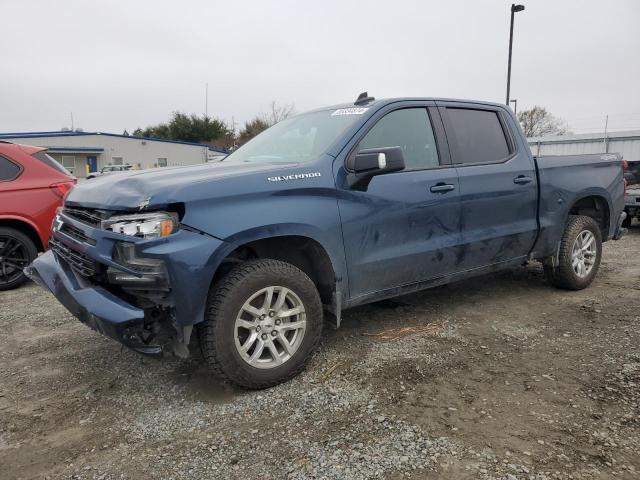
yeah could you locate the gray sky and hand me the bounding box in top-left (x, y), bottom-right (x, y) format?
top-left (2, 0), bottom-right (639, 135)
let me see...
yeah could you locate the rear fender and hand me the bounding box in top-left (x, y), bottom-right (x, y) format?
top-left (533, 186), bottom-right (614, 260)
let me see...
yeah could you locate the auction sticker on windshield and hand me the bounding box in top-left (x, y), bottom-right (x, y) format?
top-left (331, 107), bottom-right (369, 116)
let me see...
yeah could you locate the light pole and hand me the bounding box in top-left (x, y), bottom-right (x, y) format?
top-left (506, 4), bottom-right (525, 105)
top-left (509, 98), bottom-right (518, 116)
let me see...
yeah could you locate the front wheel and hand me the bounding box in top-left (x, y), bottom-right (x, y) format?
top-left (544, 215), bottom-right (602, 290)
top-left (199, 259), bottom-right (323, 389)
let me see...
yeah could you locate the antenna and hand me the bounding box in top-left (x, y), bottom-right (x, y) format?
top-left (354, 92), bottom-right (375, 106)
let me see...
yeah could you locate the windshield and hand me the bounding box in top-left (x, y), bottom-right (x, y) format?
top-left (224, 109), bottom-right (365, 164)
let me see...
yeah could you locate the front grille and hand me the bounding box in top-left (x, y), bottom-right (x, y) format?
top-left (50, 238), bottom-right (98, 277)
top-left (63, 207), bottom-right (111, 227)
top-left (60, 223), bottom-right (96, 245)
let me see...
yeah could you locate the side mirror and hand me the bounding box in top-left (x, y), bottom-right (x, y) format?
top-left (346, 146), bottom-right (405, 190)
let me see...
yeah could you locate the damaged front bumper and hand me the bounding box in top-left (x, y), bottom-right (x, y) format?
top-left (25, 208), bottom-right (227, 356)
top-left (25, 252), bottom-right (159, 354)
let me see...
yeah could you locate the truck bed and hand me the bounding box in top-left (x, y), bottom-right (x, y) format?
top-left (532, 153), bottom-right (625, 258)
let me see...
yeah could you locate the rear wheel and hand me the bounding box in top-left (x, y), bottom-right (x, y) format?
top-left (199, 259), bottom-right (323, 389)
top-left (622, 213), bottom-right (632, 228)
top-left (544, 215), bottom-right (602, 290)
top-left (0, 227), bottom-right (38, 291)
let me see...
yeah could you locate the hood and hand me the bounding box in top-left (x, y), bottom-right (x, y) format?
top-left (66, 161), bottom-right (296, 210)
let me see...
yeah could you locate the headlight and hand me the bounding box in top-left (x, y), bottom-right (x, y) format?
top-left (102, 212), bottom-right (178, 239)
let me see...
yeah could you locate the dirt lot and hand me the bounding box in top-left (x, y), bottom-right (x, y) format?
top-left (1, 228), bottom-right (639, 480)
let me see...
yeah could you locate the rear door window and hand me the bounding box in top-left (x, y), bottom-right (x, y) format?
top-left (32, 151), bottom-right (72, 175)
top-left (0, 155), bottom-right (21, 181)
top-left (445, 108), bottom-right (511, 164)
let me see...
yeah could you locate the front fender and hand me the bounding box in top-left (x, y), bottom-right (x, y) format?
top-left (178, 157), bottom-right (349, 303)
top-left (207, 222), bottom-right (349, 302)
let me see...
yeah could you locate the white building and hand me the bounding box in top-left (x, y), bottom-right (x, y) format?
top-left (0, 130), bottom-right (228, 178)
top-left (528, 130), bottom-right (640, 162)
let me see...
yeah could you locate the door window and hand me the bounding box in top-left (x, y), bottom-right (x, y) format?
top-left (359, 108), bottom-right (440, 170)
top-left (446, 108), bottom-right (511, 164)
top-left (0, 156), bottom-right (21, 181)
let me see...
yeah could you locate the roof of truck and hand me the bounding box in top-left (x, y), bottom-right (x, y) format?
top-left (313, 97), bottom-right (511, 113)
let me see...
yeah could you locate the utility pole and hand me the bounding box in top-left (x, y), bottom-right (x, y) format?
top-left (603, 115), bottom-right (609, 153)
top-left (506, 4), bottom-right (525, 105)
top-left (509, 99), bottom-right (518, 116)
top-left (205, 83), bottom-right (208, 119)
top-left (70, 112), bottom-right (74, 131)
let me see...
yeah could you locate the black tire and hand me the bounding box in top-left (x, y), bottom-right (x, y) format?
top-left (621, 214), bottom-right (632, 228)
top-left (199, 259), bottom-right (323, 389)
top-left (544, 215), bottom-right (602, 290)
top-left (0, 227), bottom-right (38, 291)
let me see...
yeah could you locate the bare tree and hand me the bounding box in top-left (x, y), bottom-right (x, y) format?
top-left (518, 106), bottom-right (569, 138)
top-left (236, 101), bottom-right (295, 146)
top-left (266, 101), bottom-right (295, 126)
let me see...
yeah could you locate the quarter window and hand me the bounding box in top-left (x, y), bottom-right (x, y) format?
top-left (32, 151), bottom-right (71, 175)
top-left (0, 156), bottom-right (21, 181)
top-left (446, 108), bottom-right (511, 164)
top-left (358, 108), bottom-right (440, 170)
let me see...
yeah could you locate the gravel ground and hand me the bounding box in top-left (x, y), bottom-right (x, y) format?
top-left (1, 227), bottom-right (639, 479)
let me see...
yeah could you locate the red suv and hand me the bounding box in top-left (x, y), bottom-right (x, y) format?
top-left (0, 142), bottom-right (76, 290)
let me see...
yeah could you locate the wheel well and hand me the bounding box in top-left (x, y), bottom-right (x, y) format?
top-left (0, 219), bottom-right (44, 251)
top-left (213, 236), bottom-right (336, 305)
top-left (568, 196), bottom-right (610, 237)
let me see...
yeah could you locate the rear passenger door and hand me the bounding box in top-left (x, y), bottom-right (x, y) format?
top-left (438, 102), bottom-right (538, 270)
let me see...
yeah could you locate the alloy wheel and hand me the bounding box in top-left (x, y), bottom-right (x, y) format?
top-left (234, 286), bottom-right (307, 369)
top-left (0, 235), bottom-right (30, 286)
top-left (571, 230), bottom-right (597, 278)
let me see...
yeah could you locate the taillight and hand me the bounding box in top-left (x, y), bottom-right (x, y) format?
top-left (50, 181), bottom-right (74, 199)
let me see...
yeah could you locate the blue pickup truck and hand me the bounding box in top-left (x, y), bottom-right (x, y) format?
top-left (26, 94), bottom-right (627, 388)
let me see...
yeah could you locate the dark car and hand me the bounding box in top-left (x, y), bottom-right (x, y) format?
top-left (27, 95), bottom-right (627, 388)
top-left (0, 142), bottom-right (75, 290)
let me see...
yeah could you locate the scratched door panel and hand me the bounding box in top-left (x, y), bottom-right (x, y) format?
top-left (338, 168), bottom-right (461, 298)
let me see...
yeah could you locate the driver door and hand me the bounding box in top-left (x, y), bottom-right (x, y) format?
top-left (336, 105), bottom-right (462, 300)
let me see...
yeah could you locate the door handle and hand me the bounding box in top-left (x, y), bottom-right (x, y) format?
top-left (430, 183), bottom-right (456, 193)
top-left (513, 175), bottom-right (533, 185)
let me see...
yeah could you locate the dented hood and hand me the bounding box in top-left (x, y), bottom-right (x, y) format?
top-left (65, 161), bottom-right (294, 210)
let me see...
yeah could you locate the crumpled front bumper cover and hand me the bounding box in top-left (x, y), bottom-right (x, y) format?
top-left (25, 250), bottom-right (161, 356)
